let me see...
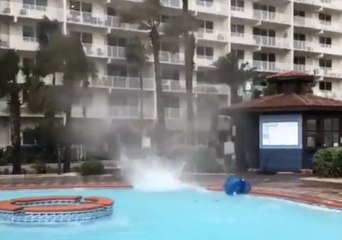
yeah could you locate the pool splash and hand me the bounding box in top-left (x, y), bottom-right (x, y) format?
top-left (120, 155), bottom-right (196, 192)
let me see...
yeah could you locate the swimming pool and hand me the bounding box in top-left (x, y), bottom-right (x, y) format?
top-left (1, 188), bottom-right (341, 240)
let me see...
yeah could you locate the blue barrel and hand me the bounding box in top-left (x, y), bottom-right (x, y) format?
top-left (223, 176), bottom-right (251, 196)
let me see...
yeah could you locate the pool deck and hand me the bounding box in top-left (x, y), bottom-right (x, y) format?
top-left (0, 173), bottom-right (341, 210)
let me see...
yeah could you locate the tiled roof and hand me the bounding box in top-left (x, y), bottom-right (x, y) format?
top-left (266, 71), bottom-right (314, 81)
top-left (221, 93), bottom-right (342, 113)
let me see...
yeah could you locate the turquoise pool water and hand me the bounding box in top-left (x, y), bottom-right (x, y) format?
top-left (1, 188), bottom-right (341, 240)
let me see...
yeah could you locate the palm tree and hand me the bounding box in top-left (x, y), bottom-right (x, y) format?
top-left (44, 33), bottom-right (96, 172)
top-left (0, 50), bottom-right (22, 174)
top-left (120, 0), bottom-right (166, 153)
top-left (213, 52), bottom-right (258, 104)
top-left (163, 1), bottom-right (198, 144)
top-left (124, 37), bottom-right (148, 146)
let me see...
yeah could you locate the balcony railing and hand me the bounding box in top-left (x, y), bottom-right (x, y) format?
top-left (253, 35), bottom-right (290, 49)
top-left (197, 29), bottom-right (227, 42)
top-left (194, 0), bottom-right (228, 15)
top-left (321, 68), bottom-right (342, 78)
top-left (105, 16), bottom-right (140, 30)
top-left (0, 34), bottom-right (9, 48)
top-left (68, 10), bottom-right (106, 27)
top-left (194, 83), bottom-right (228, 94)
top-left (160, 0), bottom-right (181, 8)
top-left (253, 10), bottom-right (287, 24)
top-left (91, 76), bottom-right (154, 90)
top-left (108, 106), bottom-right (140, 118)
top-left (159, 51), bottom-right (183, 64)
top-left (165, 107), bottom-right (181, 119)
top-left (107, 46), bottom-right (125, 59)
top-left (162, 80), bottom-right (185, 92)
top-left (253, 60), bottom-right (289, 72)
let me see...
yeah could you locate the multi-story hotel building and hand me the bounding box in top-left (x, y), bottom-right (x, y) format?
top-left (0, 0), bottom-right (341, 153)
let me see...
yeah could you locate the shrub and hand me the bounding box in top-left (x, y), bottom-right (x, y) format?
top-left (80, 160), bottom-right (105, 176)
top-left (31, 160), bottom-right (47, 174)
top-left (313, 147), bottom-right (342, 177)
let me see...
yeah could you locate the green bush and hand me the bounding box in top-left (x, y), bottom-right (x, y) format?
top-left (31, 160), bottom-right (47, 174)
top-left (80, 160), bottom-right (105, 176)
top-left (313, 147), bottom-right (342, 177)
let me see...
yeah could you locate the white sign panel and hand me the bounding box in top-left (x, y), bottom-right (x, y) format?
top-left (262, 122), bottom-right (299, 146)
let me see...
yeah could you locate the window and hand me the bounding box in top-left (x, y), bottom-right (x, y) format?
top-left (319, 58), bottom-right (332, 68)
top-left (305, 117), bottom-right (339, 148)
top-left (71, 31), bottom-right (92, 44)
top-left (108, 65), bottom-right (138, 77)
top-left (22, 25), bottom-right (35, 40)
top-left (196, 46), bottom-right (213, 59)
top-left (319, 36), bottom-right (332, 47)
top-left (253, 27), bottom-right (275, 37)
top-left (108, 96), bottom-right (139, 106)
top-left (162, 69), bottom-right (179, 80)
top-left (82, 2), bottom-right (92, 13)
top-left (319, 13), bottom-right (332, 23)
top-left (197, 71), bottom-right (206, 82)
top-left (319, 81), bottom-right (332, 91)
top-left (164, 96), bottom-right (180, 108)
top-left (232, 49), bottom-right (244, 59)
top-left (70, 0), bottom-right (80, 11)
top-left (253, 3), bottom-right (274, 12)
top-left (294, 10), bottom-right (305, 17)
top-left (294, 33), bottom-right (305, 41)
top-left (107, 7), bottom-right (116, 16)
top-left (70, 0), bottom-right (92, 12)
top-left (161, 42), bottom-right (179, 52)
top-left (294, 56), bottom-right (305, 65)
top-left (231, 0), bottom-right (244, 8)
top-left (22, 129), bottom-right (38, 145)
top-left (253, 52), bottom-right (275, 62)
top-left (199, 20), bottom-right (214, 32)
top-left (231, 24), bottom-right (244, 35)
top-left (23, 0), bottom-right (47, 7)
top-left (108, 36), bottom-right (127, 47)
top-left (160, 15), bottom-right (170, 23)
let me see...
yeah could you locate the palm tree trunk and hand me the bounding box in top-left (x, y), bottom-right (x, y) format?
top-left (139, 70), bottom-right (145, 149)
top-left (9, 92), bottom-right (22, 174)
top-left (63, 104), bottom-right (72, 173)
top-left (150, 27), bottom-right (165, 154)
top-left (185, 35), bottom-right (195, 145)
top-left (182, 0), bottom-right (195, 145)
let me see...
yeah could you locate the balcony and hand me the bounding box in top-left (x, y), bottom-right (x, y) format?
top-left (253, 60), bottom-right (289, 72)
top-left (91, 76), bottom-right (154, 90)
top-left (165, 107), bottom-right (181, 119)
top-left (107, 46), bottom-right (125, 59)
top-left (82, 44), bottom-right (108, 58)
top-left (230, 32), bottom-right (255, 45)
top-left (293, 40), bottom-right (316, 52)
top-left (0, 34), bottom-right (9, 48)
top-left (253, 10), bottom-right (288, 24)
top-left (67, 10), bottom-right (107, 28)
top-left (10, 35), bottom-right (38, 51)
top-left (162, 80), bottom-right (185, 92)
top-left (0, 0), bottom-right (12, 15)
top-left (319, 20), bottom-right (340, 33)
top-left (196, 55), bottom-right (214, 67)
top-left (194, 0), bottom-right (228, 16)
top-left (320, 68), bottom-right (342, 78)
top-left (106, 16), bottom-right (141, 31)
top-left (230, 6), bottom-right (254, 19)
top-left (15, 3), bottom-right (62, 21)
top-left (194, 82), bottom-right (228, 94)
top-left (253, 35), bottom-right (290, 49)
top-left (160, 0), bottom-right (181, 8)
top-left (159, 51), bottom-right (183, 64)
top-left (196, 29), bottom-right (227, 42)
top-left (108, 105), bottom-right (140, 119)
top-left (293, 64), bottom-right (316, 73)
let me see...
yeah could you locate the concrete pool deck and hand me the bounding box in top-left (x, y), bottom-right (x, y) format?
top-left (0, 173), bottom-right (341, 210)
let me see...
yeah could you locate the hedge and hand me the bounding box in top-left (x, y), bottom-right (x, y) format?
top-left (313, 147), bottom-right (342, 177)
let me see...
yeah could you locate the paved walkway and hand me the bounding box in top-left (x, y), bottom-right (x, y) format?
top-left (0, 172), bottom-right (341, 210)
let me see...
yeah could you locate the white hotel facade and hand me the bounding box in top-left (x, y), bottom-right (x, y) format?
top-left (0, 0), bottom-right (342, 150)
